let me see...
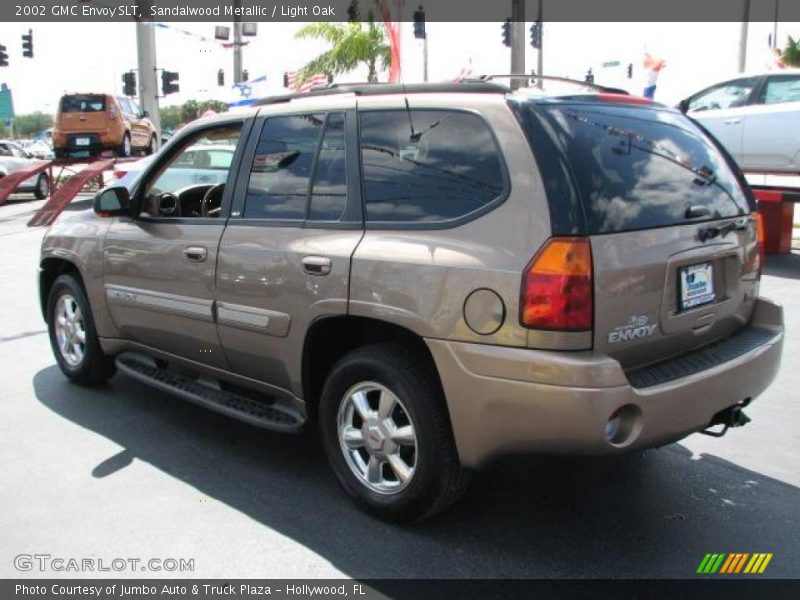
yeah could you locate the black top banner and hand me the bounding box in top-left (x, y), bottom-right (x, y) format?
top-left (5, 0), bottom-right (800, 23)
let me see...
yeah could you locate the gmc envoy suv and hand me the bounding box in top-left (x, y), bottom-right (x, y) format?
top-left (40, 82), bottom-right (784, 521)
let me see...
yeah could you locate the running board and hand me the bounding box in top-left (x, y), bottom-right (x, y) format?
top-left (115, 354), bottom-right (304, 433)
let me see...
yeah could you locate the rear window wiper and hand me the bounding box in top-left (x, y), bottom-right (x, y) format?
top-left (697, 216), bottom-right (751, 242)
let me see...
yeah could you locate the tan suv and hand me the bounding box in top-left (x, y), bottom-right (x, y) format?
top-left (39, 82), bottom-right (784, 521)
top-left (53, 93), bottom-right (158, 158)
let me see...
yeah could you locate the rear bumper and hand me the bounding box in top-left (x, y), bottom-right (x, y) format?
top-left (426, 298), bottom-right (784, 468)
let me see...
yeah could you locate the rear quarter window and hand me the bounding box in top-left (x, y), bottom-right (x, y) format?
top-left (514, 101), bottom-right (751, 235)
top-left (60, 95), bottom-right (106, 112)
top-left (359, 109), bottom-right (506, 225)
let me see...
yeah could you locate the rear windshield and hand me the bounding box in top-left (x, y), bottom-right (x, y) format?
top-left (513, 101), bottom-right (752, 235)
top-left (60, 95), bottom-right (106, 113)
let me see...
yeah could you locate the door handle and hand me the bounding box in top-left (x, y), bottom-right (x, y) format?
top-left (723, 118), bottom-right (741, 124)
top-left (302, 255), bottom-right (332, 276)
top-left (183, 246), bottom-right (208, 262)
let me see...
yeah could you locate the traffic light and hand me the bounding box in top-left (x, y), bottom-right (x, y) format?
top-left (242, 69), bottom-right (249, 82)
top-left (413, 6), bottom-right (426, 39)
top-left (585, 68), bottom-right (594, 84)
top-left (627, 63), bottom-right (633, 79)
top-left (346, 0), bottom-right (358, 22)
top-left (21, 29), bottom-right (33, 59)
top-left (217, 69), bottom-right (225, 87)
top-left (122, 71), bottom-right (136, 97)
top-left (530, 21), bottom-right (542, 49)
top-left (161, 70), bottom-right (179, 95)
top-left (502, 18), bottom-right (511, 48)
top-left (0, 45), bottom-right (8, 68)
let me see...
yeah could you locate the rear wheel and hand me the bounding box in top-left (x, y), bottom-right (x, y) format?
top-left (145, 134), bottom-right (157, 155)
top-left (47, 274), bottom-right (116, 385)
top-left (319, 343), bottom-right (470, 522)
top-left (34, 173), bottom-right (50, 199)
top-left (116, 133), bottom-right (131, 158)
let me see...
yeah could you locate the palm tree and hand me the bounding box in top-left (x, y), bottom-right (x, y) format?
top-left (294, 20), bottom-right (391, 84)
top-left (782, 35), bottom-right (800, 67)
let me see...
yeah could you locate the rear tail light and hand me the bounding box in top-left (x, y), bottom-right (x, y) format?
top-left (108, 106), bottom-right (117, 120)
top-left (754, 211), bottom-right (765, 275)
top-left (113, 170), bottom-right (126, 179)
top-left (521, 237), bottom-right (593, 331)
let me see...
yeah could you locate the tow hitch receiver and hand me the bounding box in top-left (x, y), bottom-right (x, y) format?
top-left (701, 400), bottom-right (751, 438)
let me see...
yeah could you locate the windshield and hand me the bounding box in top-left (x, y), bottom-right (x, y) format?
top-left (512, 100), bottom-right (752, 235)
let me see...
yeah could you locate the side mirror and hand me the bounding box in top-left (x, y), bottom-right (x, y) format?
top-left (677, 98), bottom-right (690, 114)
top-left (141, 110), bottom-right (149, 118)
top-left (94, 186), bottom-right (131, 217)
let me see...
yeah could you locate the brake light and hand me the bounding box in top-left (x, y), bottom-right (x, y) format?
top-left (754, 212), bottom-right (765, 275)
top-left (521, 238), bottom-right (593, 331)
top-left (108, 106), bottom-right (117, 120)
top-left (113, 170), bottom-right (126, 179)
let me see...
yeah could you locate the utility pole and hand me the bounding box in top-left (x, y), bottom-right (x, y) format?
top-left (738, 0), bottom-right (750, 73)
top-left (136, 0), bottom-right (160, 138)
top-left (510, 0), bottom-right (525, 90)
top-left (772, 0), bottom-right (780, 49)
top-left (233, 0), bottom-right (243, 84)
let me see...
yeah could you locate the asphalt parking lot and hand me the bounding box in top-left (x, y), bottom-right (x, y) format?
top-left (0, 195), bottom-right (798, 580)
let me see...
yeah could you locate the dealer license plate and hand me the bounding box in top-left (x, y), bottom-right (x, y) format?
top-left (679, 262), bottom-right (715, 311)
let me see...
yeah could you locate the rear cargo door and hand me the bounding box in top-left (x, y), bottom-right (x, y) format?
top-left (527, 102), bottom-right (760, 370)
top-left (57, 94), bottom-right (108, 133)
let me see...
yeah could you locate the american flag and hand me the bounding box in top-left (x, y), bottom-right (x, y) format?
top-left (285, 70), bottom-right (330, 93)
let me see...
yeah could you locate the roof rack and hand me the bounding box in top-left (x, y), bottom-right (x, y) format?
top-left (473, 74), bottom-right (629, 95)
top-left (253, 81), bottom-right (508, 106)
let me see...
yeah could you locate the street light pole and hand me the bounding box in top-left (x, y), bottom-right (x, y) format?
top-left (423, 34), bottom-right (428, 82)
top-left (537, 0), bottom-right (544, 89)
top-left (738, 0), bottom-right (750, 73)
top-left (510, 0), bottom-right (525, 90)
top-left (233, 0), bottom-right (243, 84)
top-left (135, 1), bottom-right (160, 138)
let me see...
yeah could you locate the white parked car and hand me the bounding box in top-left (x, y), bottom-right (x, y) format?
top-left (678, 70), bottom-right (800, 173)
top-left (112, 144), bottom-right (236, 191)
top-left (22, 139), bottom-right (55, 160)
top-left (0, 139), bottom-right (50, 199)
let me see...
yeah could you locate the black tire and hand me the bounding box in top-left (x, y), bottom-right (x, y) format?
top-left (145, 135), bottom-right (157, 156)
top-left (34, 173), bottom-right (50, 200)
top-left (319, 343), bottom-right (470, 522)
top-left (46, 274), bottom-right (116, 385)
top-left (116, 133), bottom-right (131, 158)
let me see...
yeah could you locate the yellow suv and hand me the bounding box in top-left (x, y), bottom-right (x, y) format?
top-left (53, 93), bottom-right (158, 159)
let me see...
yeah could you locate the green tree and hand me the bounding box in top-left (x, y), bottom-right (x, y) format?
top-left (13, 112), bottom-right (54, 138)
top-left (181, 99), bottom-right (200, 123)
top-left (782, 35), bottom-right (800, 67)
top-left (159, 105), bottom-right (182, 131)
top-left (197, 100), bottom-right (228, 115)
top-left (294, 18), bottom-right (390, 84)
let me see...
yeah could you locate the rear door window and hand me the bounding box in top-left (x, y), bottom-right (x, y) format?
top-left (359, 110), bottom-right (506, 224)
top-left (244, 113), bottom-right (325, 220)
top-left (760, 74), bottom-right (800, 105)
top-left (513, 101), bottom-right (752, 234)
top-left (686, 78), bottom-right (759, 112)
top-left (61, 95), bottom-right (106, 112)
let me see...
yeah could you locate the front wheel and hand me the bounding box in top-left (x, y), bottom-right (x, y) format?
top-left (34, 173), bottom-right (50, 199)
top-left (47, 274), bottom-right (116, 385)
top-left (319, 343), bottom-right (470, 522)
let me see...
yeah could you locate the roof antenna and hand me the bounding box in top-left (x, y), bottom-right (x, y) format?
top-left (402, 83), bottom-right (419, 142)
